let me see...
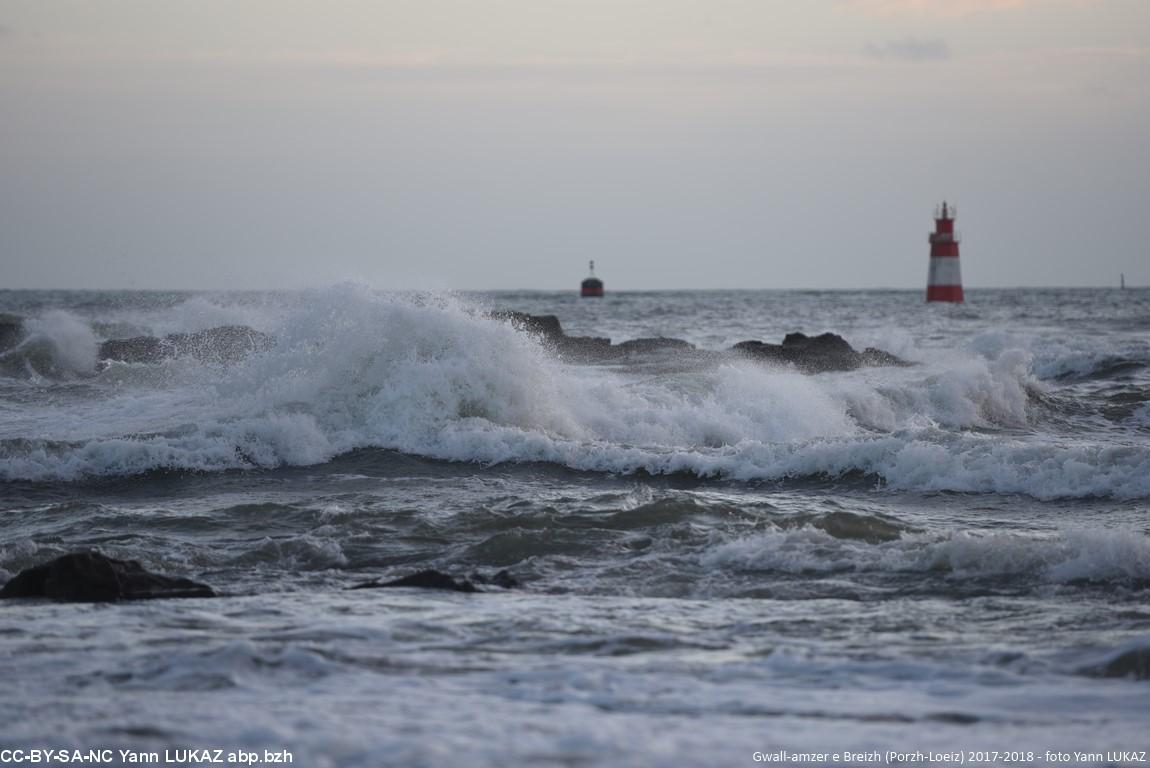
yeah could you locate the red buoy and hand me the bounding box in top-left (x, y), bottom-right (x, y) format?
top-left (581, 260), bottom-right (604, 297)
top-left (926, 201), bottom-right (964, 303)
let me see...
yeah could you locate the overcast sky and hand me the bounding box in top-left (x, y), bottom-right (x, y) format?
top-left (1, 0), bottom-right (1147, 290)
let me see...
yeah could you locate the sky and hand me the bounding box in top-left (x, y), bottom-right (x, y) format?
top-left (1, 0), bottom-right (1148, 290)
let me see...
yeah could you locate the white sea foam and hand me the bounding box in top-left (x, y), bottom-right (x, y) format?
top-left (108, 293), bottom-right (284, 337)
top-left (8, 589), bottom-right (1149, 765)
top-left (239, 534), bottom-right (349, 571)
top-left (2, 310), bottom-right (99, 377)
top-left (703, 526), bottom-right (1150, 583)
top-left (1, 286), bottom-right (1148, 499)
top-left (1131, 402), bottom-right (1150, 427)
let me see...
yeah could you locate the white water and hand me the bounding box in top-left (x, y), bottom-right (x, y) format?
top-left (2, 285), bottom-right (1148, 501)
top-left (704, 525), bottom-right (1150, 583)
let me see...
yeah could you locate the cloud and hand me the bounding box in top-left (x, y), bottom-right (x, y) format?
top-left (864, 37), bottom-right (951, 60)
top-left (166, 46), bottom-right (863, 82)
top-left (844, 0), bottom-right (1066, 16)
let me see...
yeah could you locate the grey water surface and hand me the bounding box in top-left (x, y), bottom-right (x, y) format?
top-left (1, 287), bottom-right (1148, 767)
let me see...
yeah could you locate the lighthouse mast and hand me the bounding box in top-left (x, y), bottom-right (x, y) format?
top-left (926, 201), bottom-right (964, 303)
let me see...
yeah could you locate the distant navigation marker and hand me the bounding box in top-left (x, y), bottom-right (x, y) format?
top-left (581, 260), bottom-right (604, 297)
top-left (926, 201), bottom-right (964, 303)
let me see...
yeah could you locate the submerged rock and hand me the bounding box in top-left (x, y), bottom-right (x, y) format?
top-left (99, 325), bottom-right (274, 365)
top-left (0, 551), bottom-right (216, 602)
top-left (349, 568), bottom-right (520, 593)
top-left (350, 569), bottom-right (479, 593)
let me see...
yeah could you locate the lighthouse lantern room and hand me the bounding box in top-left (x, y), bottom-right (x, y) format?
top-left (926, 201), bottom-right (964, 303)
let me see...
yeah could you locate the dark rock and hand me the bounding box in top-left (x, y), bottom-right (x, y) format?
top-left (490, 311), bottom-right (564, 341)
top-left (349, 569), bottom-right (478, 593)
top-left (555, 336), bottom-right (613, 362)
top-left (783, 332), bottom-right (856, 355)
top-left (492, 310), bottom-right (907, 373)
top-left (780, 332), bottom-right (863, 372)
top-left (171, 325), bottom-right (274, 364)
top-left (730, 340), bottom-right (788, 363)
top-left (492, 311), bottom-right (618, 361)
top-left (732, 332), bottom-right (907, 373)
top-left (98, 335), bottom-right (166, 364)
top-left (861, 347), bottom-right (910, 368)
top-left (0, 551), bottom-right (216, 602)
top-left (99, 325), bottom-right (273, 365)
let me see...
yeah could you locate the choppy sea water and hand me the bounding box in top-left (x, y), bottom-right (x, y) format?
top-left (1, 286), bottom-right (1148, 767)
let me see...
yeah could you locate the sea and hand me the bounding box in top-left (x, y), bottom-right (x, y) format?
top-left (0, 285), bottom-right (1148, 767)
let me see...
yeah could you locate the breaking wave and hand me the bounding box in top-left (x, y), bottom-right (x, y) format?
top-left (0, 310), bottom-right (99, 378)
top-left (1032, 352), bottom-right (1148, 382)
top-left (1, 286), bottom-right (1148, 499)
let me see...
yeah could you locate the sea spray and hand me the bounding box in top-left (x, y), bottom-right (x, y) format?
top-left (0, 287), bottom-right (1147, 500)
top-left (1, 310), bottom-right (99, 377)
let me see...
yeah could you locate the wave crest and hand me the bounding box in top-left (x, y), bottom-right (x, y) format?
top-left (0, 310), bottom-right (98, 378)
top-left (2, 287), bottom-right (1147, 499)
top-left (704, 526), bottom-right (1150, 584)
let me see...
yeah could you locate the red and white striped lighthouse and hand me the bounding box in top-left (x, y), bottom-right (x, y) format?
top-left (926, 201), bottom-right (964, 303)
